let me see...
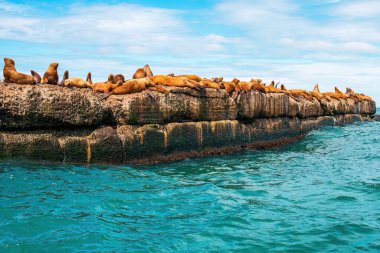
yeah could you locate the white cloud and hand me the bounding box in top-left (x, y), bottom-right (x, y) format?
top-left (0, 0), bottom-right (379, 102)
top-left (280, 38), bottom-right (379, 53)
top-left (331, 0), bottom-right (380, 18)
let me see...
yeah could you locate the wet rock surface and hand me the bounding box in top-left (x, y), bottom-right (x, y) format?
top-left (0, 115), bottom-right (373, 164)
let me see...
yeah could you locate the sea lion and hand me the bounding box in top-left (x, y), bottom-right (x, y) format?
top-left (250, 79), bottom-right (266, 93)
top-left (212, 77), bottom-right (223, 83)
top-left (41, 63), bottom-right (59, 85)
top-left (334, 87), bottom-right (349, 98)
top-left (200, 79), bottom-right (220, 89)
top-left (133, 68), bottom-right (146, 79)
top-left (175, 75), bottom-right (202, 82)
top-left (280, 84), bottom-right (314, 101)
top-left (64, 78), bottom-right (90, 88)
top-left (231, 78), bottom-right (240, 84)
top-left (221, 81), bottom-right (235, 93)
top-left (89, 74), bottom-right (122, 94)
top-left (3, 58), bottom-right (40, 84)
top-left (312, 84), bottom-right (347, 100)
top-left (149, 75), bottom-right (204, 91)
top-left (59, 70), bottom-right (69, 86)
top-left (346, 88), bottom-right (372, 101)
top-left (321, 86), bottom-right (349, 100)
top-left (114, 74), bottom-right (125, 83)
top-left (132, 64), bottom-right (154, 79)
top-left (112, 78), bottom-right (168, 95)
top-left (236, 81), bottom-right (252, 92)
top-left (262, 81), bottom-right (298, 100)
top-left (309, 84), bottom-right (330, 101)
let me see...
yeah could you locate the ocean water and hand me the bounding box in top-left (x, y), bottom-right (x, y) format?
top-left (0, 121), bottom-right (379, 253)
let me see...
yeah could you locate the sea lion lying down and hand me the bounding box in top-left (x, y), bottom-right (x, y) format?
top-left (3, 58), bottom-right (41, 84)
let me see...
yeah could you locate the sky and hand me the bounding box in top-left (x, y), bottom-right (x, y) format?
top-left (1, 0), bottom-right (380, 102)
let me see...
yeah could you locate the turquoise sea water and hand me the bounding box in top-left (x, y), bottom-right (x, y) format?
top-left (0, 121), bottom-right (380, 252)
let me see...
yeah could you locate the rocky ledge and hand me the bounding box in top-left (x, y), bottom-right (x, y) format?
top-left (0, 82), bottom-right (376, 164)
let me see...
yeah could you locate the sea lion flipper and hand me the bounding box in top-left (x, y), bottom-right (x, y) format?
top-left (86, 72), bottom-right (92, 84)
top-left (30, 70), bottom-right (41, 84)
top-left (59, 70), bottom-right (69, 86)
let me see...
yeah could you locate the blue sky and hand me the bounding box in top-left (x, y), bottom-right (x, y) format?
top-left (1, 0), bottom-right (380, 102)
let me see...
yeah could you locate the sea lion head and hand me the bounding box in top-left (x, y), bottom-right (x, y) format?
top-left (281, 84), bottom-right (286, 91)
top-left (346, 88), bottom-right (353, 94)
top-left (50, 62), bottom-right (59, 70)
top-left (64, 79), bottom-right (71, 86)
top-left (313, 84), bottom-right (320, 93)
top-left (133, 68), bottom-right (147, 79)
top-left (107, 74), bottom-right (115, 84)
top-left (212, 77), bottom-right (223, 83)
top-left (231, 78), bottom-right (240, 84)
top-left (114, 74), bottom-right (125, 83)
top-left (4, 58), bottom-right (15, 66)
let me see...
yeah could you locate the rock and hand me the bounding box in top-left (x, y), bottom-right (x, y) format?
top-left (0, 130), bottom-right (63, 161)
top-left (296, 98), bottom-right (324, 118)
top-left (117, 124), bottom-right (166, 160)
top-left (104, 87), bottom-right (237, 125)
top-left (236, 92), bottom-right (291, 119)
top-left (0, 82), bottom-right (109, 129)
top-left (87, 126), bottom-right (123, 164)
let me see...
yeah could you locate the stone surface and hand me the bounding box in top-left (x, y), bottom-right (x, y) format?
top-left (0, 82), bottom-right (376, 129)
top-left (0, 115), bottom-right (373, 164)
top-left (0, 82), bottom-right (109, 129)
top-left (104, 87), bottom-right (237, 125)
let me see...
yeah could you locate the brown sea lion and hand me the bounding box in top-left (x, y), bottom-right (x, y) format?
top-left (167, 73), bottom-right (175, 77)
top-left (41, 63), bottom-right (59, 85)
top-left (64, 78), bottom-right (90, 88)
top-left (3, 58), bottom-right (40, 84)
top-left (175, 75), bottom-right (202, 82)
top-left (221, 81), bottom-right (235, 93)
top-left (59, 70), bottom-right (69, 86)
top-left (280, 84), bottom-right (314, 101)
top-left (235, 81), bottom-right (252, 92)
top-left (200, 79), bottom-right (220, 89)
top-left (262, 81), bottom-right (298, 100)
top-left (321, 86), bottom-right (349, 100)
top-left (231, 78), bottom-right (240, 84)
top-left (133, 68), bottom-right (146, 79)
top-left (132, 64), bottom-right (154, 79)
top-left (149, 75), bottom-right (204, 91)
top-left (114, 74), bottom-right (125, 83)
top-left (89, 74), bottom-right (122, 94)
top-left (312, 85), bottom-right (347, 100)
top-left (309, 84), bottom-right (330, 101)
top-left (346, 88), bottom-right (372, 101)
top-left (111, 78), bottom-right (168, 95)
top-left (212, 77), bottom-right (223, 83)
top-left (250, 79), bottom-right (266, 93)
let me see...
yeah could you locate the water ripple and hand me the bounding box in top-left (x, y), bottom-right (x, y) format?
top-left (0, 121), bottom-right (379, 252)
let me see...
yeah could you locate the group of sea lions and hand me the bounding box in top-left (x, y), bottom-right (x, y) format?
top-left (2, 57), bottom-right (373, 102)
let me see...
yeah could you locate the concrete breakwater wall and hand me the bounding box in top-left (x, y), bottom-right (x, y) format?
top-left (0, 82), bottom-right (376, 164)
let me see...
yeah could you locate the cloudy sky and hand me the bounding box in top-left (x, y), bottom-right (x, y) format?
top-left (1, 0), bottom-right (379, 102)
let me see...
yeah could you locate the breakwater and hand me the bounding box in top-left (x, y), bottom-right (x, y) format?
top-left (0, 82), bottom-right (376, 164)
